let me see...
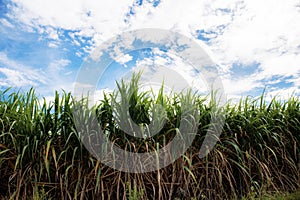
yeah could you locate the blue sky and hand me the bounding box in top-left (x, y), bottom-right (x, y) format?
top-left (0, 0), bottom-right (300, 102)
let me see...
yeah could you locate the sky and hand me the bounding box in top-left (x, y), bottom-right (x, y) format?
top-left (0, 0), bottom-right (300, 103)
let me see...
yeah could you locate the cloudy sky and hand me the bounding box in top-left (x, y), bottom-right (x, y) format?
top-left (0, 0), bottom-right (300, 102)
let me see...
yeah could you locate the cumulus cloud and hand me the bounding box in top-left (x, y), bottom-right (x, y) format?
top-left (3, 0), bottom-right (300, 98)
top-left (115, 54), bottom-right (133, 65)
top-left (9, 0), bottom-right (133, 44)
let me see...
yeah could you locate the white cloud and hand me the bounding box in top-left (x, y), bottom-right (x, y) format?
top-left (0, 18), bottom-right (14, 28)
top-left (222, 74), bottom-right (261, 95)
top-left (0, 52), bottom-right (47, 87)
top-left (115, 54), bottom-right (133, 65)
top-left (48, 59), bottom-right (70, 72)
top-left (9, 0), bottom-right (133, 43)
top-left (48, 30), bottom-right (59, 40)
top-left (259, 54), bottom-right (300, 78)
top-left (5, 0), bottom-right (300, 99)
top-left (288, 76), bottom-right (300, 88)
top-left (132, 49), bottom-right (208, 94)
top-left (44, 59), bottom-right (74, 92)
top-left (48, 43), bottom-right (58, 48)
top-left (208, 0), bottom-right (300, 74)
top-left (0, 52), bottom-right (74, 96)
top-left (0, 67), bottom-right (38, 87)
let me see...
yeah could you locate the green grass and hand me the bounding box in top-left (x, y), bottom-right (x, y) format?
top-left (243, 190), bottom-right (300, 200)
top-left (0, 73), bottom-right (299, 199)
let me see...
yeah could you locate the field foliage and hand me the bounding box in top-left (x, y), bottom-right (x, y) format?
top-left (0, 74), bottom-right (299, 199)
